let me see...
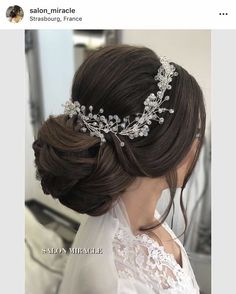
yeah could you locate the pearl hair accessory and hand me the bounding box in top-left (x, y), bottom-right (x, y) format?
top-left (63, 56), bottom-right (178, 147)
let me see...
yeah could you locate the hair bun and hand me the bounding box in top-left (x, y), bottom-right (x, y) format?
top-left (33, 114), bottom-right (134, 216)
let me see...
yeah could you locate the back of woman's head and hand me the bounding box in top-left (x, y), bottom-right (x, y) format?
top-left (33, 45), bottom-right (206, 226)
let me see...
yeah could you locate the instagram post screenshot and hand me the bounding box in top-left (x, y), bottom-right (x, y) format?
top-left (0, 1), bottom-right (235, 293)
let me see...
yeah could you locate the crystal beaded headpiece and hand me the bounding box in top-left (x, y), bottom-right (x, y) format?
top-left (63, 56), bottom-right (178, 147)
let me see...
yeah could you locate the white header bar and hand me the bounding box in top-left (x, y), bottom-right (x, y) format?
top-left (0, 0), bottom-right (235, 29)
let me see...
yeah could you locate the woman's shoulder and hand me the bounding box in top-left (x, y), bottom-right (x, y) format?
top-left (112, 222), bottom-right (199, 293)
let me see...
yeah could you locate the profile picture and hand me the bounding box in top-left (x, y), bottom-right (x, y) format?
top-left (6, 5), bottom-right (24, 23)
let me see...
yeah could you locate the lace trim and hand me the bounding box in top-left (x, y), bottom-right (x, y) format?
top-left (112, 225), bottom-right (197, 293)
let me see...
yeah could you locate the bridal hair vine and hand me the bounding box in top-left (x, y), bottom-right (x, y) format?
top-left (63, 56), bottom-right (178, 147)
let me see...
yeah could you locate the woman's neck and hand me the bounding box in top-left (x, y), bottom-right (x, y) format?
top-left (120, 177), bottom-right (166, 233)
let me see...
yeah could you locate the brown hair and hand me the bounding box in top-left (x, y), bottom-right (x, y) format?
top-left (33, 45), bottom-right (206, 232)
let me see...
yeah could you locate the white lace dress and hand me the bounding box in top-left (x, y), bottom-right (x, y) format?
top-left (59, 197), bottom-right (200, 294)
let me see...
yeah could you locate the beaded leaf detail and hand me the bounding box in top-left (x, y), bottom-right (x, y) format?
top-left (63, 56), bottom-right (178, 147)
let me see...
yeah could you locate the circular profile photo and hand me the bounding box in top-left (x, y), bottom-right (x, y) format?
top-left (6, 5), bottom-right (24, 23)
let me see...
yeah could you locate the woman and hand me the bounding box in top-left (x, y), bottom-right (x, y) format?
top-left (9, 6), bottom-right (23, 23)
top-left (33, 45), bottom-right (206, 293)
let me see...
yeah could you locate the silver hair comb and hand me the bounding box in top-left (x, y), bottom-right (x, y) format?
top-left (63, 56), bottom-right (178, 147)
